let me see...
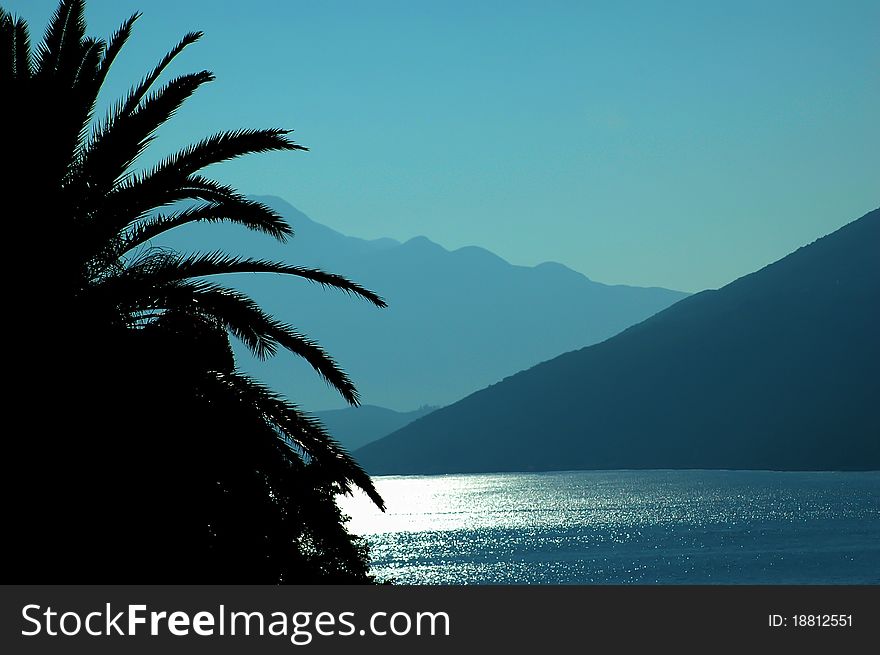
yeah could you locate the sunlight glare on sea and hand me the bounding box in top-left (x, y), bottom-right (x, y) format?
top-left (337, 470), bottom-right (880, 584)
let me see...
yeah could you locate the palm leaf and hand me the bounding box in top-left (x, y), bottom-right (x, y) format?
top-left (140, 280), bottom-right (364, 404)
top-left (206, 371), bottom-right (385, 510)
top-left (1, 11), bottom-right (32, 82)
top-left (95, 13), bottom-right (140, 89)
top-left (74, 37), bottom-right (103, 88)
top-left (13, 15), bottom-right (31, 79)
top-left (0, 10), bottom-right (13, 82)
top-left (53, 0), bottom-right (87, 85)
top-left (80, 70), bottom-right (215, 194)
top-left (68, 37), bottom-right (105, 148)
top-left (119, 198), bottom-right (293, 254)
top-left (88, 132), bottom-right (304, 249)
top-left (90, 171), bottom-right (300, 250)
top-left (35, 0), bottom-right (85, 80)
top-left (124, 251), bottom-right (387, 308)
top-left (150, 129), bottom-right (307, 180)
top-left (120, 31), bottom-right (203, 118)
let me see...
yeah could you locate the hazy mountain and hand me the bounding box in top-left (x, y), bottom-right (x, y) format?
top-left (161, 195), bottom-right (687, 410)
top-left (314, 405), bottom-right (438, 452)
top-left (356, 208), bottom-right (880, 474)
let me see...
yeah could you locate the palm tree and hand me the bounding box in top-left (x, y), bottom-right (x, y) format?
top-left (2, 0), bottom-right (385, 582)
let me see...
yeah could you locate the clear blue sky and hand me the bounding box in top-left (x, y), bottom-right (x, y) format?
top-left (9, 0), bottom-right (879, 291)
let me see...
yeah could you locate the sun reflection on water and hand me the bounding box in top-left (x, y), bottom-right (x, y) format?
top-left (336, 470), bottom-right (880, 584)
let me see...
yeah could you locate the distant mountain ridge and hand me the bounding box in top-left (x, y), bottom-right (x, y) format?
top-left (160, 195), bottom-right (687, 410)
top-left (314, 405), bottom-right (438, 452)
top-left (356, 207), bottom-right (880, 474)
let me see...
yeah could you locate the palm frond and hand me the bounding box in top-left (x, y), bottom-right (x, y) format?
top-left (95, 13), bottom-right (140, 89)
top-left (119, 198), bottom-right (293, 254)
top-left (90, 174), bottom-right (292, 248)
top-left (65, 37), bottom-right (106, 160)
top-left (54, 0), bottom-right (87, 85)
top-left (125, 251), bottom-right (388, 308)
top-left (114, 278), bottom-right (364, 404)
top-left (35, 0), bottom-right (85, 80)
top-left (206, 371), bottom-right (385, 510)
top-left (94, 132), bottom-right (305, 233)
top-left (2, 10), bottom-right (32, 82)
top-left (89, 130), bottom-right (304, 249)
top-left (120, 31), bottom-right (203, 118)
top-left (0, 10), bottom-right (13, 82)
top-left (74, 37), bottom-right (103, 87)
top-left (13, 15), bottom-right (31, 79)
top-left (151, 129), bottom-right (307, 180)
top-left (74, 70), bottom-right (215, 235)
top-left (267, 321), bottom-right (361, 406)
top-left (189, 282), bottom-right (361, 404)
top-left (184, 176), bottom-right (262, 203)
top-left (33, 0), bottom-right (68, 77)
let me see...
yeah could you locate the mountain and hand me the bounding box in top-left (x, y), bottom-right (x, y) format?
top-left (161, 195), bottom-right (687, 410)
top-left (356, 208), bottom-right (880, 474)
top-left (314, 405), bottom-right (438, 452)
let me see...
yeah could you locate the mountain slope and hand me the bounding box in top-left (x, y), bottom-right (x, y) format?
top-left (356, 208), bottom-right (880, 473)
top-left (314, 405), bottom-right (438, 452)
top-left (161, 195), bottom-right (687, 410)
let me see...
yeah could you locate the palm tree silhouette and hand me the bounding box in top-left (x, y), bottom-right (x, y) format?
top-left (2, 0), bottom-right (385, 581)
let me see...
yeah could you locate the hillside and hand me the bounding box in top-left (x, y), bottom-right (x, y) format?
top-left (314, 405), bottom-right (438, 451)
top-left (357, 208), bottom-right (880, 473)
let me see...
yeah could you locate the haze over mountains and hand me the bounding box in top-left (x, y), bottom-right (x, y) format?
top-left (163, 196), bottom-right (687, 411)
top-left (357, 208), bottom-right (880, 474)
top-left (314, 405), bottom-right (438, 452)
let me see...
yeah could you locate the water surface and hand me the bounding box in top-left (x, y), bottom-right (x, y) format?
top-left (337, 470), bottom-right (880, 584)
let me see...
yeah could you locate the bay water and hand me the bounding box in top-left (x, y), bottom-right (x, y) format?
top-left (337, 470), bottom-right (880, 584)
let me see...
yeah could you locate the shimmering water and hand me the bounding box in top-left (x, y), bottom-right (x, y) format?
top-left (337, 470), bottom-right (880, 584)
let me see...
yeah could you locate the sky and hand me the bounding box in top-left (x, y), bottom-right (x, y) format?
top-left (8, 0), bottom-right (879, 292)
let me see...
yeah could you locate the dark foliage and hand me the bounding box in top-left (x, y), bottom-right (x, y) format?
top-left (2, 0), bottom-right (385, 582)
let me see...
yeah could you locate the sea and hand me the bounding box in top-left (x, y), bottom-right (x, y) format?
top-left (336, 470), bottom-right (880, 584)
